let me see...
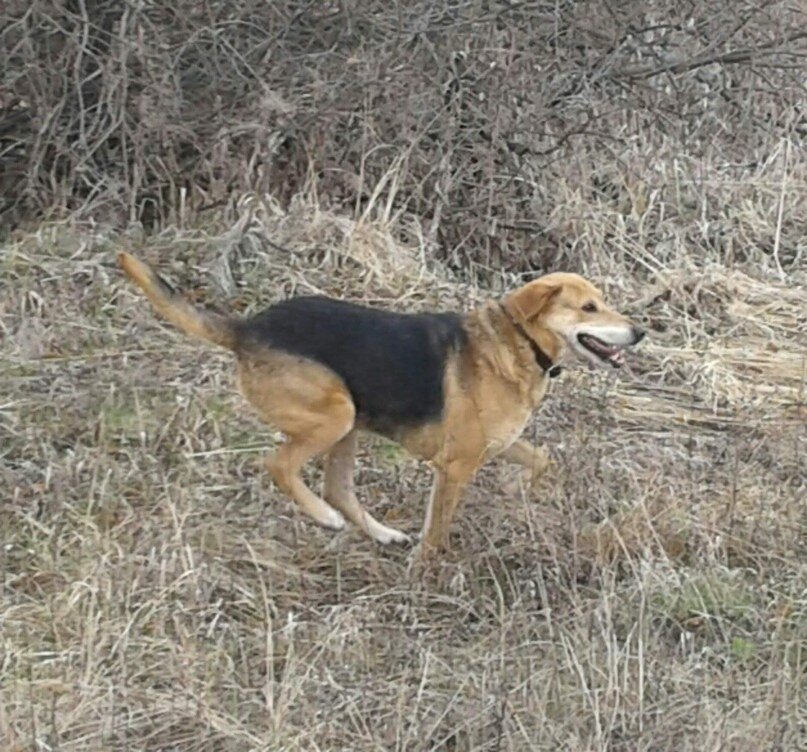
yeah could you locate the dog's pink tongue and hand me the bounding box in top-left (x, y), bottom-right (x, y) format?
top-left (610, 351), bottom-right (624, 367)
top-left (594, 338), bottom-right (617, 356)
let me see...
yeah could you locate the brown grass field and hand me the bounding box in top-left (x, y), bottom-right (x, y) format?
top-left (1, 3), bottom-right (805, 747)
top-left (2, 182), bottom-right (804, 750)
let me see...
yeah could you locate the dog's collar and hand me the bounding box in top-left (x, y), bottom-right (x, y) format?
top-left (499, 304), bottom-right (562, 379)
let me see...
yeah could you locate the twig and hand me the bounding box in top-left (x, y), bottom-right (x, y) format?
top-left (772, 138), bottom-right (791, 281)
top-left (617, 30), bottom-right (807, 79)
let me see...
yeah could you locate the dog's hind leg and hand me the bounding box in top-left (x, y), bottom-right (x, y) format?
top-left (239, 355), bottom-right (357, 530)
top-left (264, 389), bottom-right (356, 531)
top-left (324, 429), bottom-right (410, 544)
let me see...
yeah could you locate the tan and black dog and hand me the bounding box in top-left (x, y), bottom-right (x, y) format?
top-left (118, 252), bottom-right (644, 556)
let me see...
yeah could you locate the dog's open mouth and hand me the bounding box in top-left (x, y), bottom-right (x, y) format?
top-left (577, 333), bottom-right (625, 368)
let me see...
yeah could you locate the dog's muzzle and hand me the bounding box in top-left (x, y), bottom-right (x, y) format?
top-left (576, 326), bottom-right (645, 369)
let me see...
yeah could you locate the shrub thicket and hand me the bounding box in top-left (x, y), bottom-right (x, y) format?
top-left (2, 1), bottom-right (804, 272)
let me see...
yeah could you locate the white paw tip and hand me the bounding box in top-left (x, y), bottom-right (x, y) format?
top-left (374, 527), bottom-right (411, 545)
top-left (321, 509), bottom-right (346, 530)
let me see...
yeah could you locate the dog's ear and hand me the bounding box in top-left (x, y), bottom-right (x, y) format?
top-left (504, 281), bottom-right (562, 322)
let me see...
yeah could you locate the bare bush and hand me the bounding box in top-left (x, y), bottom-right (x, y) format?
top-left (2, 1), bottom-right (805, 273)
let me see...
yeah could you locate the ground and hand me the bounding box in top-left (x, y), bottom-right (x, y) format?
top-left (1, 198), bottom-right (804, 751)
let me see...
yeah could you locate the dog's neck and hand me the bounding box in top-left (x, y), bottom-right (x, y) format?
top-left (497, 303), bottom-right (563, 379)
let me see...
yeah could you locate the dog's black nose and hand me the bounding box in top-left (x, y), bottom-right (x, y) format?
top-left (632, 326), bottom-right (646, 343)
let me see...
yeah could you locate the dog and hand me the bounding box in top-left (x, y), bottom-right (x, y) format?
top-left (118, 252), bottom-right (644, 557)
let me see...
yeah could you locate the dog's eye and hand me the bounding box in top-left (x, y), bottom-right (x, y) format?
top-left (582, 302), bottom-right (598, 313)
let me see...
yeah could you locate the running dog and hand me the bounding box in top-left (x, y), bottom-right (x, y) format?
top-left (118, 252), bottom-right (644, 556)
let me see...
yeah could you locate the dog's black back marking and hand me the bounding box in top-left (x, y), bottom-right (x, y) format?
top-left (236, 297), bottom-right (467, 434)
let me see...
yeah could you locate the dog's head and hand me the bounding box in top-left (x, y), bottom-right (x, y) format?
top-left (503, 272), bottom-right (645, 369)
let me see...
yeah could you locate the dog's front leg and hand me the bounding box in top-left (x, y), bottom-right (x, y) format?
top-left (500, 439), bottom-right (550, 486)
top-left (419, 461), bottom-right (475, 556)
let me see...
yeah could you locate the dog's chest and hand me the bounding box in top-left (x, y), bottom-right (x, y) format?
top-left (482, 376), bottom-right (549, 456)
top-left (488, 410), bottom-right (532, 456)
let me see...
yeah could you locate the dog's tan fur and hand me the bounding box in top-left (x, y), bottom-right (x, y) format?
top-left (119, 253), bottom-right (642, 557)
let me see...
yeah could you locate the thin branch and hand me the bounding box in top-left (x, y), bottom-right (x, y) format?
top-left (617, 29), bottom-right (807, 79)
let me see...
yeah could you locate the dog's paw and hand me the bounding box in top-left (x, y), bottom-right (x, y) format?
top-left (318, 506), bottom-right (346, 530)
top-left (371, 523), bottom-right (411, 545)
top-left (405, 540), bottom-right (457, 584)
top-left (406, 539), bottom-right (436, 567)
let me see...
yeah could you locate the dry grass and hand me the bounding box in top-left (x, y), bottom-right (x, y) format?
top-left (2, 3), bottom-right (805, 748)
top-left (1, 180), bottom-right (804, 751)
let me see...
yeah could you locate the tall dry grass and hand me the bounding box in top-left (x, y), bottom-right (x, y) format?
top-left (1, 1), bottom-right (805, 750)
top-left (1, 184), bottom-right (804, 749)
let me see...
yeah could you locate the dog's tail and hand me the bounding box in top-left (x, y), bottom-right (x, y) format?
top-left (118, 252), bottom-right (237, 349)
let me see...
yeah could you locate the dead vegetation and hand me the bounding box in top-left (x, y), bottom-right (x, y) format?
top-left (2, 1), bottom-right (805, 276)
top-left (2, 191), bottom-right (804, 749)
top-left (1, 1), bottom-right (806, 750)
